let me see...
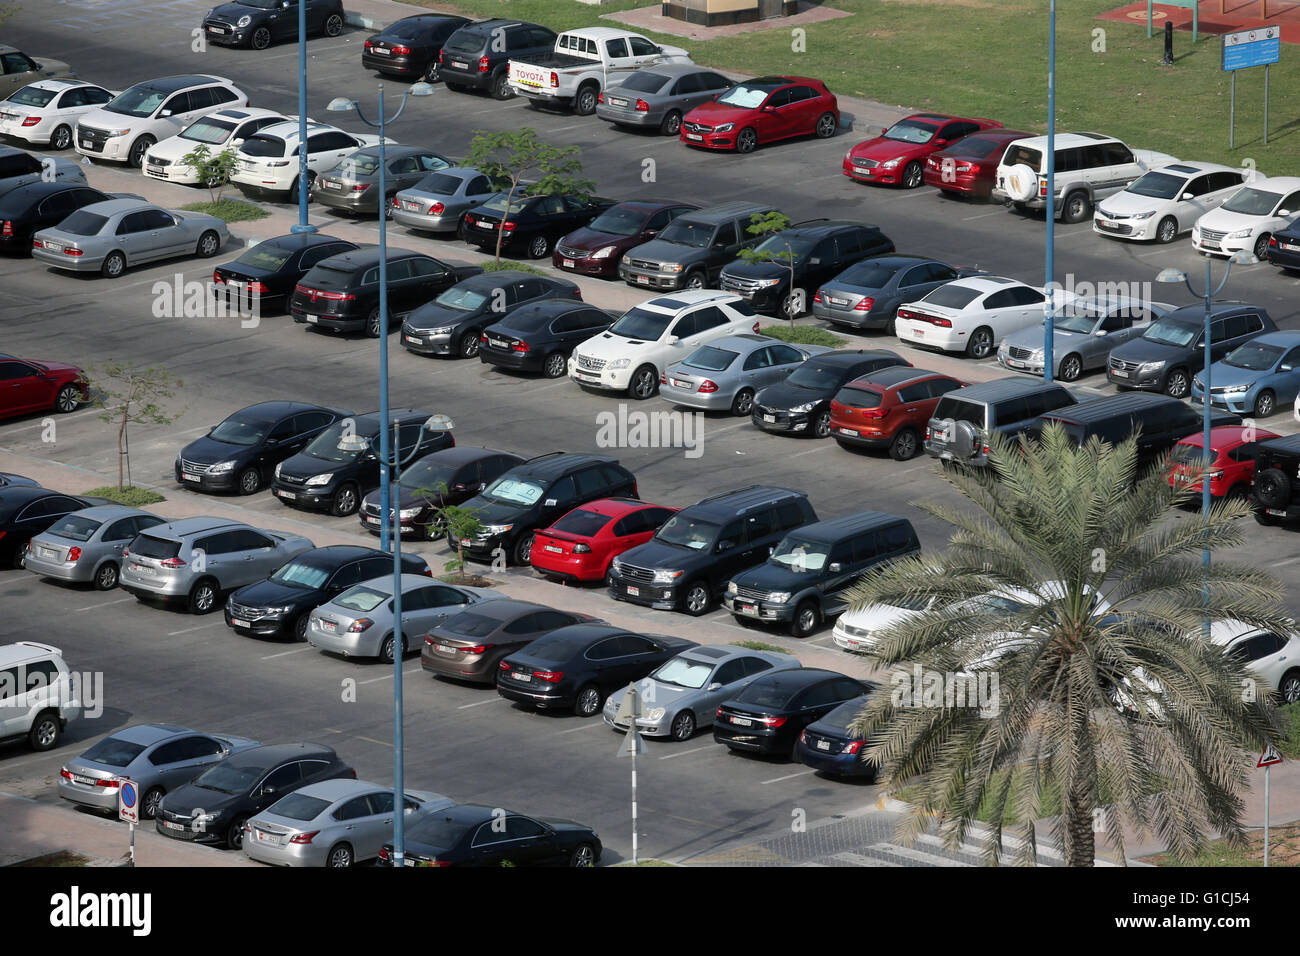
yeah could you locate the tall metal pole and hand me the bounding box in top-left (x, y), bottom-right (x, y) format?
top-left (1201, 260), bottom-right (1212, 643)
top-left (1264, 764), bottom-right (1271, 866)
top-left (390, 419), bottom-right (405, 868)
top-left (291, 0), bottom-right (314, 234)
top-left (1044, 0), bottom-right (1056, 382)
top-left (376, 88), bottom-right (392, 555)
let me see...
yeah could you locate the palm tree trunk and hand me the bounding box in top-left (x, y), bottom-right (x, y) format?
top-left (1063, 702), bottom-right (1096, 866)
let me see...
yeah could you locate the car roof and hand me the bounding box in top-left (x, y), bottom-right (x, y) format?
top-left (230, 742), bottom-right (337, 765)
top-left (697, 333), bottom-right (779, 352)
top-left (511, 452), bottom-right (619, 480)
top-left (315, 247), bottom-right (423, 270)
top-left (845, 365), bottom-right (947, 390)
top-left (1245, 175), bottom-right (1300, 190)
top-left (333, 407), bottom-right (431, 431)
top-left (55, 504), bottom-right (152, 522)
top-left (251, 120), bottom-right (342, 141)
top-left (142, 516), bottom-right (247, 538)
top-left (684, 485), bottom-right (806, 519)
top-left (677, 201), bottom-right (777, 224)
top-left (1242, 330), bottom-right (1300, 346)
top-left (0, 641), bottom-right (64, 668)
top-left (454, 598), bottom-right (550, 621)
top-left (1162, 302), bottom-right (1265, 322)
top-left (78, 198), bottom-right (158, 217)
top-left (793, 511), bottom-right (911, 542)
top-left (22, 79), bottom-right (96, 93)
top-left (0, 486), bottom-right (66, 507)
top-left (413, 445), bottom-right (517, 467)
top-left (227, 400), bottom-right (325, 422)
top-left (566, 496), bottom-right (657, 519)
top-left (293, 544), bottom-right (382, 565)
top-left (946, 376), bottom-right (1070, 403)
top-left (1039, 392), bottom-right (1180, 424)
top-left (804, 349), bottom-right (901, 368)
top-left (1177, 425), bottom-right (1279, 449)
top-left (528, 623), bottom-right (628, 652)
top-left (1005, 131), bottom-right (1122, 150)
top-left (204, 107), bottom-right (283, 122)
top-left (1258, 434), bottom-right (1300, 455)
top-left (1148, 161), bottom-right (1244, 177)
top-left (640, 290), bottom-right (743, 312)
top-left (290, 778), bottom-right (380, 801)
top-left (346, 572), bottom-right (444, 596)
top-left (747, 667), bottom-right (848, 691)
top-left (128, 74), bottom-right (231, 94)
top-left (778, 220), bottom-right (875, 240)
top-left (107, 723), bottom-right (195, 746)
top-left (1207, 620), bottom-right (1287, 646)
top-left (948, 275), bottom-right (1023, 293)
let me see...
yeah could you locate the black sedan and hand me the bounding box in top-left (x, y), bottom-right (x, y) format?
top-left (497, 624), bottom-right (696, 716)
top-left (378, 804), bottom-right (600, 867)
top-left (0, 182), bottom-right (135, 256)
top-left (176, 401), bottom-right (350, 496)
top-left (212, 233), bottom-right (360, 314)
top-left (401, 270), bottom-right (580, 359)
top-left (752, 349), bottom-right (910, 439)
top-left (225, 544), bottom-right (431, 641)
top-left (421, 599), bottom-right (598, 684)
top-left (794, 693), bottom-right (878, 779)
top-left (1, 487), bottom-right (107, 569)
top-left (291, 247), bottom-right (482, 337)
top-left (461, 192), bottom-right (617, 260)
top-left (1266, 221), bottom-right (1300, 272)
top-left (479, 300), bottom-right (617, 378)
top-left (202, 0), bottom-right (345, 50)
top-left (358, 445), bottom-right (523, 538)
top-left (361, 14), bottom-right (471, 82)
top-left (714, 668), bottom-right (870, 759)
top-left (811, 256), bottom-right (977, 334)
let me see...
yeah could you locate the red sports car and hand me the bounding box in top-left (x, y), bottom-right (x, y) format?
top-left (0, 354), bottom-right (88, 420)
top-left (842, 113), bottom-right (1003, 189)
top-left (530, 497), bottom-right (677, 583)
top-left (1168, 425), bottom-right (1281, 499)
top-left (923, 128), bottom-right (1033, 199)
top-left (680, 76), bottom-right (838, 154)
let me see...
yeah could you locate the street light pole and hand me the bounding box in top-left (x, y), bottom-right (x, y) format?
top-left (1044, 0), bottom-right (1057, 382)
top-left (290, 0), bottom-right (314, 235)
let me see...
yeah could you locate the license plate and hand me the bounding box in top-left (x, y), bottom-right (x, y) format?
top-left (132, 563), bottom-right (153, 575)
top-left (404, 200), bottom-right (420, 211)
top-left (71, 773), bottom-right (96, 785)
top-left (162, 820), bottom-right (185, 831)
top-left (404, 335), bottom-right (421, 345)
top-left (436, 644), bottom-right (455, 654)
top-left (1203, 240), bottom-right (1220, 250)
top-left (146, 164), bottom-right (164, 175)
top-left (182, 472), bottom-right (201, 482)
top-left (489, 338), bottom-right (508, 349)
top-left (460, 538), bottom-right (471, 546)
top-left (365, 515), bottom-right (380, 524)
top-left (763, 414), bottom-right (776, 424)
top-left (544, 544), bottom-right (563, 554)
top-left (1268, 508), bottom-right (1287, 516)
top-left (305, 314), bottom-right (319, 323)
top-left (372, 47), bottom-right (389, 55)
top-left (319, 620), bottom-right (336, 632)
top-left (739, 603), bottom-right (758, 616)
top-left (562, 258), bottom-right (575, 269)
top-left (609, 97), bottom-right (628, 108)
top-left (1099, 219), bottom-right (1115, 229)
top-left (670, 378), bottom-right (688, 388)
top-left (626, 585), bottom-right (640, 597)
top-left (278, 490), bottom-right (297, 500)
top-left (731, 717), bottom-right (752, 726)
top-left (39, 547), bottom-right (56, 559)
top-left (827, 297), bottom-right (848, 306)
top-left (1112, 369), bottom-right (1129, 379)
top-left (838, 428), bottom-right (858, 437)
top-left (207, 25), bottom-right (225, 33)
top-left (232, 618), bottom-right (250, 628)
top-left (452, 61), bottom-right (468, 70)
top-left (635, 275), bottom-right (650, 284)
top-left (512, 672), bottom-right (531, 682)
top-left (43, 240), bottom-right (63, 252)
top-left (241, 159), bottom-right (254, 169)
top-left (816, 740), bottom-right (831, 751)
top-left (1284, 243), bottom-right (1300, 252)
top-left (1007, 360), bottom-right (1025, 369)
top-left (476, 220), bottom-right (493, 230)
top-left (686, 133), bottom-right (702, 141)
top-left (324, 180), bottom-right (341, 190)
top-left (79, 139), bottom-right (92, 149)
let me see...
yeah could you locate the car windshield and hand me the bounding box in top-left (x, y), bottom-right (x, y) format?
top-left (834, 385), bottom-right (881, 408)
top-left (836, 262), bottom-right (899, 288)
top-left (303, 423), bottom-right (366, 463)
top-left (824, 698), bottom-right (868, 726)
top-left (948, 136), bottom-right (1003, 159)
top-left (415, 172), bottom-right (464, 195)
top-left (401, 460), bottom-right (458, 494)
top-left (716, 83), bottom-right (775, 109)
top-left (735, 680), bottom-right (796, 708)
top-left (787, 361), bottom-right (849, 390)
top-left (479, 193), bottom-right (530, 216)
top-left (129, 534), bottom-right (181, 560)
top-left (1053, 311), bottom-right (1098, 334)
top-left (482, 477), bottom-right (544, 507)
top-left (47, 514), bottom-right (102, 542)
top-left (587, 206), bottom-right (647, 237)
top-left (406, 814), bottom-right (473, 848)
top-left (337, 154), bottom-right (380, 178)
top-left (104, 85), bottom-right (167, 118)
top-left (79, 737), bottom-right (146, 768)
top-left (683, 345), bottom-right (738, 372)
top-left (433, 286), bottom-right (487, 312)
top-left (751, 234), bottom-right (816, 261)
top-left (550, 508), bottom-right (610, 537)
top-left (883, 119), bottom-right (940, 144)
top-left (442, 611), bottom-right (499, 637)
top-left (270, 560), bottom-right (331, 590)
top-left (1143, 318), bottom-right (1199, 347)
top-left (769, 535), bottom-right (830, 572)
top-left (655, 218), bottom-right (712, 248)
top-left (234, 244), bottom-right (294, 271)
top-left (932, 396), bottom-right (985, 428)
top-left (239, 135), bottom-right (287, 158)
top-left (921, 284), bottom-right (981, 309)
top-left (193, 760), bottom-right (261, 795)
top-left (55, 210), bottom-right (107, 236)
top-left (238, 0), bottom-right (280, 8)
top-left (209, 415), bottom-right (271, 447)
top-left (618, 71), bottom-right (669, 94)
top-left (610, 307), bottom-right (673, 340)
top-left (1223, 341), bottom-right (1284, 371)
top-left (387, 19), bottom-right (433, 39)
top-left (180, 118), bottom-right (237, 144)
top-left (654, 514), bottom-right (720, 550)
top-left (1169, 444), bottom-right (1214, 467)
top-left (265, 792), bottom-right (331, 821)
top-left (1125, 171), bottom-right (1186, 200)
top-left (1221, 187), bottom-right (1282, 216)
top-left (336, 586), bottom-right (388, 613)
top-left (9, 86), bottom-right (57, 108)
top-left (649, 656), bottom-right (713, 689)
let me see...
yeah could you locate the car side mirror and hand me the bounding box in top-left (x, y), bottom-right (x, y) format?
top-left (810, 257), bottom-right (821, 266)
top-left (762, 105), bottom-right (775, 112)
top-left (1182, 192), bottom-right (1193, 200)
top-left (233, 138), bottom-right (244, 147)
top-left (1094, 329), bottom-right (1107, 337)
top-left (1282, 364), bottom-right (1294, 372)
top-left (829, 562), bottom-right (842, 572)
top-left (716, 539), bottom-right (734, 553)
top-left (1195, 342), bottom-right (1205, 349)
top-left (644, 229), bottom-right (657, 237)
top-left (264, 436), bottom-right (279, 445)
top-left (544, 498), bottom-right (558, 507)
top-left (708, 682), bottom-right (723, 691)
top-left (666, 335), bottom-right (679, 345)
top-left (1280, 209), bottom-right (1292, 217)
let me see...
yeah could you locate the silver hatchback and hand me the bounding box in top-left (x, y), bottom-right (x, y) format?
top-left (660, 334), bottom-right (832, 416)
top-left (24, 505), bottom-right (165, 590)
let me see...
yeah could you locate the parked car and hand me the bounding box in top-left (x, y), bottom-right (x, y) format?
top-left (897, 275), bottom-right (1057, 360)
top-left (1192, 175), bottom-right (1300, 260)
top-left (378, 804), bottom-right (601, 867)
top-left (530, 498), bottom-right (677, 584)
top-left (753, 349), bottom-right (911, 439)
top-left (1266, 218), bottom-right (1300, 272)
top-left (569, 290), bottom-right (760, 399)
top-left (272, 408), bottom-right (454, 517)
top-left (925, 377), bottom-right (1077, 468)
top-left (680, 75), bottom-right (838, 154)
top-left (609, 485), bottom-right (817, 616)
top-left (0, 353), bottom-right (88, 421)
top-left (361, 14), bottom-right (471, 82)
top-left (618, 200), bottom-right (778, 291)
top-left (604, 645), bottom-right (800, 740)
top-left (0, 640), bottom-right (82, 752)
top-left (461, 191), bottom-right (615, 261)
top-left (312, 145), bottom-right (454, 218)
top-left (142, 107), bottom-right (287, 185)
top-left (844, 112), bottom-right (1003, 189)
top-left (1168, 425), bottom-right (1280, 500)
top-left (0, 145), bottom-right (85, 200)
top-left (998, 295), bottom-right (1175, 382)
top-left (23, 505), bottom-right (165, 591)
top-left (31, 198), bottom-right (229, 278)
top-left (231, 120), bottom-right (384, 204)
top-left (830, 366), bottom-right (968, 460)
top-left (922, 128), bottom-right (1033, 199)
top-left (453, 453), bottom-right (638, 566)
top-left (0, 487), bottom-right (105, 569)
top-left (0, 182), bottom-right (136, 255)
top-left (358, 446), bottom-right (524, 538)
top-left (0, 80), bottom-right (113, 150)
top-left (1027, 393), bottom-right (1241, 465)
top-left (401, 271), bottom-right (580, 359)
top-left (1106, 303), bottom-right (1276, 399)
top-left (812, 255), bottom-right (973, 335)
top-left (438, 18), bottom-right (557, 100)
top-left (59, 724), bottom-right (260, 818)
top-left (392, 166), bottom-right (499, 234)
top-left (714, 668), bottom-right (870, 759)
top-left (308, 574), bottom-right (503, 663)
top-left (245, 779), bottom-right (454, 867)
top-left (1246, 435), bottom-right (1300, 526)
top-left (724, 512), bottom-right (920, 637)
top-left (795, 694), bottom-right (877, 778)
top-left (119, 517), bottom-right (315, 614)
top-left (1189, 331), bottom-right (1300, 418)
top-left (421, 599), bottom-right (598, 684)
top-left (554, 200), bottom-right (699, 279)
top-left (226, 545), bottom-right (432, 642)
top-left (1093, 162), bottom-right (1255, 244)
top-left (0, 43), bottom-right (76, 91)
top-left (478, 299), bottom-right (616, 378)
top-left (74, 74), bottom-right (248, 168)
top-left (201, 0), bottom-right (345, 49)
top-left (833, 583), bottom-right (1047, 655)
top-left (156, 743), bottom-right (355, 850)
top-left (291, 248), bottom-right (481, 336)
top-left (0, 474), bottom-right (38, 488)
top-left (212, 233), bottom-right (360, 314)
top-left (596, 63), bottom-right (732, 136)
top-left (497, 624), bottom-right (696, 716)
top-left (660, 334), bottom-right (831, 417)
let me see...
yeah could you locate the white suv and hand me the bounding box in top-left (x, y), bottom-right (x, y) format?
top-left (0, 641), bottom-right (82, 752)
top-left (143, 107), bottom-right (288, 185)
top-left (569, 290), bottom-right (761, 399)
top-left (230, 120), bottom-right (385, 204)
top-left (1192, 175), bottom-right (1300, 260)
top-left (1093, 161), bottom-right (1255, 244)
top-left (0, 80), bottom-right (114, 150)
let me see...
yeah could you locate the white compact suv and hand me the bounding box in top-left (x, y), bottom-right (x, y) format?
top-left (1094, 162), bottom-right (1256, 244)
top-left (0, 80), bottom-right (114, 150)
top-left (74, 74), bottom-right (248, 168)
top-left (569, 290), bottom-right (761, 399)
top-left (0, 641), bottom-right (82, 752)
top-left (1192, 175), bottom-right (1300, 261)
top-left (143, 107), bottom-right (288, 184)
top-left (230, 120), bottom-right (385, 204)
top-left (896, 275), bottom-right (1064, 360)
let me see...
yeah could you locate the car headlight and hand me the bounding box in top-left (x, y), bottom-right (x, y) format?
top-left (207, 460), bottom-right (235, 475)
top-left (663, 263), bottom-right (683, 273)
top-left (107, 128), bottom-right (132, 138)
top-left (429, 326), bottom-right (456, 335)
top-left (789, 401), bottom-right (818, 414)
top-left (753, 278), bottom-right (781, 288)
top-left (305, 473), bottom-right (333, 487)
top-left (767, 591), bottom-right (791, 604)
top-left (591, 245), bottom-right (618, 259)
top-left (644, 707), bottom-right (665, 722)
top-left (611, 557), bottom-right (624, 573)
top-left (1223, 384), bottom-right (1250, 394)
top-left (1228, 228), bottom-right (1254, 239)
top-left (484, 524), bottom-right (513, 535)
top-left (399, 507), bottom-right (422, 518)
top-left (264, 160), bottom-right (291, 167)
top-left (652, 569), bottom-right (684, 585)
top-left (881, 158), bottom-right (903, 168)
top-left (1138, 361), bottom-right (1165, 375)
top-left (607, 358), bottom-right (632, 370)
top-left (274, 462), bottom-right (283, 478)
top-left (714, 123), bottom-right (734, 133)
top-left (1131, 210), bottom-right (1157, 220)
top-left (845, 148), bottom-right (854, 162)
top-left (237, 14), bottom-right (251, 27)
top-left (726, 581), bottom-right (738, 595)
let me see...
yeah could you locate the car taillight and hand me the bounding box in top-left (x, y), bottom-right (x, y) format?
top-left (955, 163), bottom-right (974, 174)
top-left (350, 183), bottom-right (371, 193)
top-left (534, 670), bottom-right (563, 683)
top-left (67, 547), bottom-right (81, 563)
top-left (95, 778), bottom-right (121, 788)
top-left (480, 332), bottom-right (489, 343)
top-left (159, 558), bottom-right (186, 568)
top-left (698, 380), bottom-right (719, 393)
top-left (1038, 178), bottom-right (1048, 198)
top-left (660, 370), bottom-right (667, 383)
top-left (716, 707), bottom-right (725, 717)
top-left (250, 280), bottom-right (269, 295)
top-left (64, 248), bottom-right (83, 256)
top-left (290, 830), bottom-right (320, 844)
top-left (1, 221), bottom-right (11, 237)
top-left (757, 716), bottom-right (786, 727)
top-left (365, 39), bottom-right (372, 49)
top-left (499, 660), bottom-right (511, 670)
top-left (573, 543), bottom-right (591, 554)
top-left (295, 285), bottom-right (355, 301)
top-left (478, 56), bottom-right (490, 72)
top-left (21, 117), bottom-right (40, 127)
top-left (345, 768), bottom-right (356, 779)
top-left (212, 270), bottom-right (223, 284)
top-left (813, 289), bottom-right (823, 304)
top-left (32, 239), bottom-right (43, 248)
top-left (60, 768), bottom-right (72, 780)
top-left (1269, 236), bottom-right (1279, 247)
top-left (799, 730), bottom-right (807, 743)
top-left (502, 221), bottom-right (516, 232)
top-left (982, 444), bottom-right (991, 455)
top-left (121, 548), bottom-right (129, 558)
top-left (378, 846), bottom-right (390, 861)
top-left (550, 71), bottom-right (559, 88)
top-left (853, 297), bottom-right (875, 312)
top-left (466, 644), bottom-right (492, 655)
top-left (897, 309), bottom-right (915, 320)
top-left (635, 99), bottom-right (649, 112)
top-left (597, 92), bottom-right (605, 104)
top-left (429, 202), bottom-right (444, 215)
top-left (438, 51), bottom-right (443, 63)
top-left (843, 740), bottom-right (863, 755)
top-left (511, 341), bottom-right (529, 352)
top-left (347, 618), bottom-right (374, 633)
top-left (858, 406), bottom-right (888, 419)
top-left (752, 321), bottom-right (761, 333)
top-left (573, 289), bottom-right (582, 300)
top-left (393, 45), bottom-right (411, 55)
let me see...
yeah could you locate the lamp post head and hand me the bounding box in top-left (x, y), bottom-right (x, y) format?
top-left (337, 434), bottom-right (371, 453)
top-left (1155, 268), bottom-right (1187, 285)
top-left (1228, 251), bottom-right (1259, 266)
top-left (424, 414), bottom-right (455, 432)
top-left (326, 97), bottom-right (358, 113)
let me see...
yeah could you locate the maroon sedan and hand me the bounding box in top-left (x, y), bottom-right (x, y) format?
top-left (680, 76), bottom-right (838, 154)
top-left (843, 113), bottom-right (1003, 189)
top-left (922, 128), bottom-right (1033, 200)
top-left (0, 354), bottom-right (88, 420)
top-left (553, 200), bottom-right (699, 279)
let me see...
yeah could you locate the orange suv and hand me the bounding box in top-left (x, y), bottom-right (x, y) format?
top-left (830, 366), bottom-right (967, 460)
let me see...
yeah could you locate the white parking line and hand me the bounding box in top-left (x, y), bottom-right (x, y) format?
top-left (557, 722), bottom-right (604, 735)
top-left (359, 667), bottom-right (423, 685)
top-left (75, 597), bottom-right (135, 612)
top-left (761, 768), bottom-right (816, 784)
top-left (659, 744), bottom-right (714, 760)
top-left (457, 697), bottom-right (501, 709)
top-left (260, 647), bottom-right (314, 660)
top-left (961, 211), bottom-right (1005, 221)
top-left (167, 622), bottom-right (223, 636)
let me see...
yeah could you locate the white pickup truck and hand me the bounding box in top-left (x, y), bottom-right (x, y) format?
top-left (507, 27), bottom-right (692, 116)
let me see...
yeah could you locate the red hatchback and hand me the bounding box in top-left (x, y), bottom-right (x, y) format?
top-left (829, 366), bottom-right (967, 460)
top-left (843, 113), bottom-right (1003, 189)
top-left (923, 128), bottom-right (1033, 199)
top-left (531, 498), bottom-right (678, 583)
top-left (0, 354), bottom-right (88, 421)
top-left (1168, 425), bottom-right (1281, 499)
top-left (680, 76), bottom-right (839, 154)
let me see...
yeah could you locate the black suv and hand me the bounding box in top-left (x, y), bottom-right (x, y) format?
top-left (1026, 393), bottom-right (1241, 465)
top-left (438, 18), bottom-right (557, 100)
top-left (753, 349), bottom-right (910, 439)
top-left (1250, 435), bottom-right (1300, 526)
top-left (225, 545), bottom-right (432, 641)
top-left (609, 485), bottom-right (817, 616)
top-left (724, 511), bottom-right (920, 637)
top-left (479, 299), bottom-right (616, 378)
top-left (454, 453), bottom-right (638, 566)
top-left (271, 409), bottom-right (454, 516)
top-left (926, 377), bottom-right (1078, 468)
top-left (619, 201), bottom-right (778, 292)
top-left (291, 248), bottom-right (482, 337)
top-left (718, 220), bottom-right (895, 318)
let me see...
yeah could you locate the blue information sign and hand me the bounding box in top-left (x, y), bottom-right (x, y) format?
top-left (1223, 26), bottom-right (1281, 71)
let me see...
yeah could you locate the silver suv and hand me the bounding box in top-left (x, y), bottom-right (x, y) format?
top-left (119, 517), bottom-right (314, 614)
top-left (0, 641), bottom-right (82, 752)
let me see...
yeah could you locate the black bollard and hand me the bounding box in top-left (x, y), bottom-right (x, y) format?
top-left (1162, 20), bottom-right (1174, 65)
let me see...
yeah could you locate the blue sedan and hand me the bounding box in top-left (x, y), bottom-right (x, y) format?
top-left (1190, 331), bottom-right (1300, 419)
top-left (794, 694), bottom-right (877, 779)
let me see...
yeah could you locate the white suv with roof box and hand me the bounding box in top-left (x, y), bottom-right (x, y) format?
top-left (0, 641), bottom-right (82, 752)
top-left (230, 120), bottom-right (386, 204)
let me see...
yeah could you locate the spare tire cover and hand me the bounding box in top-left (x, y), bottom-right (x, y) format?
top-left (1005, 164), bottom-right (1039, 202)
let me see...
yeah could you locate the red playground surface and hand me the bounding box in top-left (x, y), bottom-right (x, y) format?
top-left (1098, 0), bottom-right (1300, 42)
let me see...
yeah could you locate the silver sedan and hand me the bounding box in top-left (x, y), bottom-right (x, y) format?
top-left (244, 779), bottom-right (454, 867)
top-left (24, 504), bottom-right (165, 590)
top-left (596, 63), bottom-right (734, 137)
top-left (392, 166), bottom-right (499, 233)
top-left (660, 334), bottom-right (833, 415)
top-left (31, 197), bottom-right (230, 278)
top-left (997, 295), bottom-right (1175, 381)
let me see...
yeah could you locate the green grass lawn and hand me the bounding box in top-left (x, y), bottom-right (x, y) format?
top-left (180, 198), bottom-right (269, 223)
top-left (758, 323), bottom-right (847, 347)
top-left (84, 485), bottom-right (165, 506)
top-left (413, 0), bottom-right (1297, 174)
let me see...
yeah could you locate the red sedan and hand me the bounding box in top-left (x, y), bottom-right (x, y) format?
top-left (1168, 425), bottom-right (1280, 498)
top-left (680, 76), bottom-right (838, 154)
top-left (0, 354), bottom-right (88, 421)
top-left (843, 113), bottom-right (1003, 189)
top-left (531, 498), bottom-right (677, 584)
top-left (923, 128), bottom-right (1033, 199)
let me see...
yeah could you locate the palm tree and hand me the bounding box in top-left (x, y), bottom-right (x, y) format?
top-left (845, 423), bottom-right (1289, 866)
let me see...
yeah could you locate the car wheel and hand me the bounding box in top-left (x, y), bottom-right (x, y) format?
top-left (1058, 353), bottom-right (1083, 383)
top-left (965, 326), bottom-right (994, 359)
top-left (574, 684), bottom-right (603, 717)
top-left (574, 84), bottom-right (598, 116)
top-left (327, 843), bottom-right (354, 868)
top-left (1155, 216), bottom-right (1179, 244)
top-left (379, 633), bottom-right (405, 664)
top-left (569, 842), bottom-right (597, 866)
top-left (670, 710), bottom-right (696, 742)
top-left (513, 533), bottom-right (534, 566)
top-left (365, 307), bottom-right (384, 338)
top-left (1280, 670), bottom-right (1300, 705)
top-left (459, 330), bottom-right (480, 358)
top-left (1255, 389), bottom-right (1277, 418)
top-left (331, 483), bottom-right (360, 517)
top-left (93, 561), bottom-right (119, 591)
top-left (142, 787), bottom-right (165, 820)
top-left (735, 127), bottom-right (758, 154)
top-left (815, 111), bottom-right (837, 139)
top-left (50, 124), bottom-right (72, 151)
top-left (100, 250), bottom-right (126, 278)
top-left (55, 385), bottom-right (81, 413)
top-left (1254, 233), bottom-right (1272, 261)
top-left (492, 72), bottom-right (514, 100)
top-left (888, 427), bottom-right (920, 461)
top-left (629, 365), bottom-right (658, 400)
top-left (188, 579), bottom-right (219, 615)
top-left (811, 408), bottom-right (832, 438)
top-left (660, 110), bottom-right (682, 136)
top-left (902, 161), bottom-right (923, 189)
top-left (127, 135), bottom-right (154, 169)
top-left (236, 467), bottom-right (260, 495)
top-left (289, 172), bottom-right (315, 206)
top-left (251, 26), bottom-right (272, 49)
top-left (27, 711), bottom-right (60, 752)
top-left (527, 234), bottom-right (550, 259)
top-left (324, 13), bottom-right (344, 37)
top-left (293, 612), bottom-right (310, 642)
top-left (423, 59), bottom-right (440, 83)
top-left (1062, 191), bottom-right (1092, 224)
top-left (543, 352), bottom-right (567, 378)
top-left (682, 580), bottom-right (711, 616)
top-left (682, 270), bottom-right (706, 291)
top-left (731, 387), bottom-right (755, 416)
top-left (782, 288), bottom-right (806, 319)
top-left (226, 815), bottom-right (248, 851)
top-left (382, 193), bottom-right (396, 221)
top-left (1163, 368), bottom-right (1190, 399)
top-left (1254, 468), bottom-right (1291, 510)
top-left (790, 600), bottom-right (820, 638)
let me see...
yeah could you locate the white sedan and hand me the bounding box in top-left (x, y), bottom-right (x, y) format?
top-left (0, 80), bottom-right (113, 150)
top-left (143, 107), bottom-right (288, 185)
top-left (1192, 175), bottom-right (1300, 260)
top-left (1093, 161), bottom-right (1255, 244)
top-left (896, 275), bottom-right (1064, 360)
